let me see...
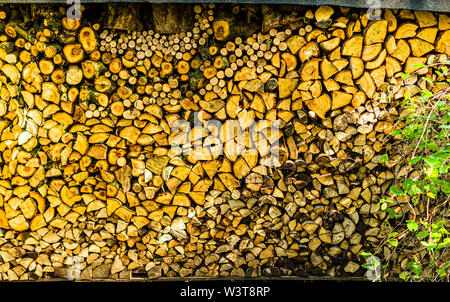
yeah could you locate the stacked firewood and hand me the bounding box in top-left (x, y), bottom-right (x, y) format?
top-left (0, 3), bottom-right (448, 280)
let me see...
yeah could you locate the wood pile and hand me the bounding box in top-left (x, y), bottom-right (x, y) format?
top-left (0, 3), bottom-right (448, 280)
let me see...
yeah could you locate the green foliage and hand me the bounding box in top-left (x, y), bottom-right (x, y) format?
top-left (362, 59), bottom-right (450, 282)
top-left (379, 153), bottom-right (389, 164)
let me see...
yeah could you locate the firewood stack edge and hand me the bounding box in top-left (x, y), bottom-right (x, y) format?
top-left (0, 3), bottom-right (448, 280)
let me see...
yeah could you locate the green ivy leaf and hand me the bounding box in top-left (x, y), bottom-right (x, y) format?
top-left (441, 181), bottom-right (450, 195)
top-left (390, 186), bottom-right (404, 196)
top-left (407, 261), bottom-right (418, 268)
top-left (388, 232), bottom-right (398, 239)
top-left (408, 185), bottom-right (422, 196)
top-left (416, 231), bottom-right (429, 238)
top-left (386, 208), bottom-right (397, 218)
top-left (425, 157), bottom-right (441, 168)
top-left (413, 266), bottom-right (422, 276)
top-left (401, 73), bottom-right (411, 80)
top-left (427, 191), bottom-right (436, 198)
top-left (434, 221), bottom-right (446, 228)
top-left (426, 243), bottom-right (437, 251)
top-left (427, 142), bottom-right (440, 152)
top-left (444, 112), bottom-right (450, 123)
top-left (379, 154), bottom-right (389, 163)
top-left (436, 267), bottom-right (447, 277)
top-left (391, 129), bottom-right (402, 136)
top-left (388, 239), bottom-right (398, 247)
top-left (409, 156), bottom-right (422, 165)
top-left (403, 178), bottom-right (414, 192)
top-left (430, 151), bottom-right (450, 161)
top-left (360, 252), bottom-right (372, 258)
top-left (407, 220), bottom-right (419, 231)
top-left (399, 272), bottom-right (410, 281)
